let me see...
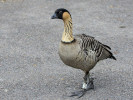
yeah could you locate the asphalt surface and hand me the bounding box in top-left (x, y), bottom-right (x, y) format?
top-left (0, 0), bottom-right (133, 100)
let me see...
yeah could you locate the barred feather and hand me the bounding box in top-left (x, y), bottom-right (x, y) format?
top-left (76, 34), bottom-right (116, 61)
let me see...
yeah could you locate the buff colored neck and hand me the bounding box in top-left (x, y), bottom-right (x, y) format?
top-left (62, 12), bottom-right (74, 43)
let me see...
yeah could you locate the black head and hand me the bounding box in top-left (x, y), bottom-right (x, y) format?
top-left (51, 8), bottom-right (71, 20)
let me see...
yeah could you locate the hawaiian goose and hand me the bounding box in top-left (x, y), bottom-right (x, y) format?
top-left (51, 8), bottom-right (116, 98)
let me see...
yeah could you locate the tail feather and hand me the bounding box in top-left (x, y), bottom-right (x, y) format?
top-left (104, 47), bottom-right (116, 60)
top-left (103, 44), bottom-right (111, 50)
top-left (110, 55), bottom-right (116, 60)
top-left (108, 50), bottom-right (116, 60)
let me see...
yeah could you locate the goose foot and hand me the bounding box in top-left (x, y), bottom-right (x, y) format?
top-left (69, 79), bottom-right (94, 98)
top-left (69, 89), bottom-right (86, 98)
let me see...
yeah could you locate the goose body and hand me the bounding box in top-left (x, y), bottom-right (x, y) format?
top-left (51, 8), bottom-right (116, 98)
top-left (59, 34), bottom-right (115, 72)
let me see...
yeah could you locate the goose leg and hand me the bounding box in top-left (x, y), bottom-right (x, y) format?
top-left (69, 72), bottom-right (94, 98)
top-left (82, 72), bottom-right (94, 90)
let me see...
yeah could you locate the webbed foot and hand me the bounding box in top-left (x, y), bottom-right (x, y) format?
top-left (69, 89), bottom-right (87, 98)
top-left (69, 78), bottom-right (94, 98)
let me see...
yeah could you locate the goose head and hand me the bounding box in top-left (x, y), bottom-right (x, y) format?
top-left (51, 8), bottom-right (71, 20)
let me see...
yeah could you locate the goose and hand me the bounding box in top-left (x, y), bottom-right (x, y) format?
top-left (51, 8), bottom-right (116, 98)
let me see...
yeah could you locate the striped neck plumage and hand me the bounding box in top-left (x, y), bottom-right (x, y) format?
top-left (62, 18), bottom-right (74, 43)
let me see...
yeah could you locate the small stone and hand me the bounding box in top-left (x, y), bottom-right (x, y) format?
top-left (114, 51), bottom-right (119, 54)
top-left (119, 26), bottom-right (126, 28)
top-left (33, 64), bottom-right (37, 67)
top-left (61, 78), bottom-right (64, 81)
top-left (4, 89), bottom-right (8, 92)
top-left (110, 5), bottom-right (114, 8)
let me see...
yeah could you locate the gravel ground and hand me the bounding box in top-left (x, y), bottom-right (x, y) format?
top-left (0, 0), bottom-right (133, 100)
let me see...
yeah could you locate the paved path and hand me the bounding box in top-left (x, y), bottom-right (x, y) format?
top-left (0, 0), bottom-right (133, 100)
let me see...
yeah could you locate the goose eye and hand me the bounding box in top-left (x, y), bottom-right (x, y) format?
top-left (59, 11), bottom-right (62, 14)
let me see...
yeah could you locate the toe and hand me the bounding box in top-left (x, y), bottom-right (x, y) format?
top-left (69, 89), bottom-right (86, 98)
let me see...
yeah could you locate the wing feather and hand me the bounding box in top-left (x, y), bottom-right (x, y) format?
top-left (76, 34), bottom-right (116, 61)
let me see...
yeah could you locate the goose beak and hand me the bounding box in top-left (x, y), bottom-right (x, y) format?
top-left (51, 13), bottom-right (57, 19)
